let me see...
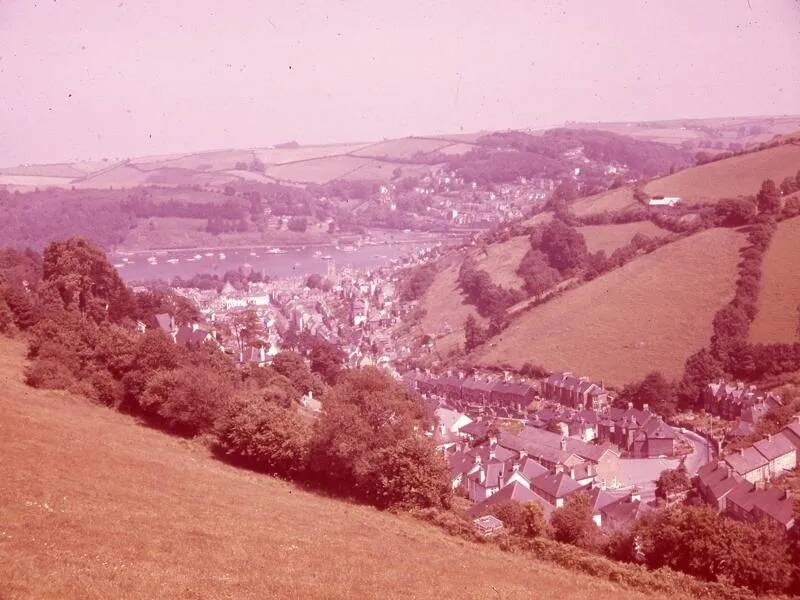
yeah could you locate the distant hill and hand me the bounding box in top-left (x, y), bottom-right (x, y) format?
top-left (470, 228), bottom-right (746, 385)
top-left (0, 337), bottom-right (664, 599)
top-left (570, 140), bottom-right (800, 216)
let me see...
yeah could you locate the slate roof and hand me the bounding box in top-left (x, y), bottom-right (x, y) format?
top-left (466, 481), bottom-right (554, 520)
top-left (725, 446), bottom-right (768, 475)
top-left (696, 461), bottom-right (746, 502)
top-left (753, 433), bottom-right (796, 461)
top-left (531, 471), bottom-right (583, 499)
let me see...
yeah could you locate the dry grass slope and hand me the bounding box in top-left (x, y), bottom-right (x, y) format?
top-left (0, 337), bottom-right (663, 600)
top-left (473, 228), bottom-right (746, 385)
top-left (473, 236), bottom-right (529, 289)
top-left (579, 221), bottom-right (669, 255)
top-left (750, 215), bottom-right (800, 343)
top-left (415, 254), bottom-right (485, 356)
top-left (571, 186), bottom-right (638, 216)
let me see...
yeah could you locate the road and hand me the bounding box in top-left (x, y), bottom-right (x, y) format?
top-left (610, 429), bottom-right (713, 501)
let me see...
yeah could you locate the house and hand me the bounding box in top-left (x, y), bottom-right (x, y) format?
top-left (724, 446), bottom-right (769, 484)
top-left (695, 461), bottom-right (748, 511)
top-left (542, 372), bottom-right (610, 410)
top-left (435, 407), bottom-right (473, 438)
top-left (647, 196), bottom-right (681, 207)
top-left (466, 481), bottom-right (554, 522)
top-left (703, 380), bottom-right (782, 422)
top-left (530, 471), bottom-right (583, 507)
top-left (587, 487), bottom-right (622, 526)
top-left (461, 378), bottom-right (495, 406)
top-left (490, 380), bottom-right (537, 411)
top-left (630, 418), bottom-right (676, 458)
top-left (599, 488), bottom-right (651, 531)
top-left (726, 485), bottom-right (796, 531)
top-left (752, 433), bottom-right (797, 479)
top-left (781, 417), bottom-right (800, 450)
top-left (174, 324), bottom-right (215, 347)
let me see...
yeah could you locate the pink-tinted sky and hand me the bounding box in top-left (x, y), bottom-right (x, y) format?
top-left (1, 0), bottom-right (798, 166)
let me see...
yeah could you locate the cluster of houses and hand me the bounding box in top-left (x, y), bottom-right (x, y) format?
top-left (162, 256), bottom-right (436, 370)
top-left (702, 379), bottom-right (784, 438)
top-left (438, 420), bottom-right (647, 531)
top-left (529, 403), bottom-right (677, 459)
top-left (695, 416), bottom-right (800, 531)
top-left (411, 370), bottom-right (677, 459)
top-left (405, 371), bottom-right (538, 419)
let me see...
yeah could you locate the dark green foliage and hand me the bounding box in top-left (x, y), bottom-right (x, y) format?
top-left (617, 371), bottom-right (678, 417)
top-left (756, 179), bottom-right (781, 214)
top-left (654, 466), bottom-right (690, 501)
top-left (679, 349), bottom-right (724, 407)
top-left (309, 368), bottom-right (449, 509)
top-left (636, 505), bottom-right (793, 594)
top-left (398, 263), bottom-right (437, 302)
top-left (715, 197), bottom-right (757, 226)
top-left (550, 491), bottom-right (597, 549)
top-left (309, 339), bottom-right (345, 385)
top-left (215, 394), bottom-right (311, 476)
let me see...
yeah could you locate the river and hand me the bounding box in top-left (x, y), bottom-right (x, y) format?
top-left (110, 240), bottom-right (442, 283)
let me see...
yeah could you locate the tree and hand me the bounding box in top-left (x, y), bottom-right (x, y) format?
top-left (42, 237), bottom-right (134, 323)
top-left (516, 249), bottom-right (560, 296)
top-left (3, 285), bottom-right (38, 329)
top-left (539, 219), bottom-right (588, 274)
top-left (679, 349), bottom-right (724, 407)
top-left (371, 435), bottom-right (451, 509)
top-left (139, 366), bottom-right (234, 435)
top-left (618, 371), bottom-right (677, 417)
top-left (230, 308), bottom-right (265, 356)
top-left (715, 197), bottom-right (756, 226)
top-left (756, 179), bottom-right (781, 214)
top-left (309, 339), bottom-right (345, 385)
top-left (0, 296), bottom-right (15, 334)
top-left (655, 466), bottom-right (690, 501)
top-left (521, 501), bottom-right (549, 538)
top-left (308, 368), bottom-right (445, 508)
top-left (215, 393), bottom-right (310, 476)
top-left (464, 314), bottom-right (487, 352)
top-left (550, 491), bottom-right (597, 549)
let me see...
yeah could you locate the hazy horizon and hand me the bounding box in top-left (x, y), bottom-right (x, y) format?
top-left (2, 0), bottom-right (799, 166)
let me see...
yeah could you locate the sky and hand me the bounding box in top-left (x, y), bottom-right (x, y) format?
top-left (1, 0), bottom-right (799, 166)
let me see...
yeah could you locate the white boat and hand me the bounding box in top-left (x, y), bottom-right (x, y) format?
top-left (167, 258), bottom-right (179, 264)
top-left (313, 250), bottom-right (323, 257)
top-left (194, 254), bottom-right (202, 259)
top-left (113, 263), bottom-right (125, 268)
top-left (218, 253), bottom-right (226, 259)
top-left (320, 255), bottom-right (332, 260)
top-left (267, 247), bottom-right (288, 255)
top-left (249, 252), bottom-right (258, 257)
top-left (204, 252), bottom-right (214, 257)
top-left (121, 257), bottom-right (130, 263)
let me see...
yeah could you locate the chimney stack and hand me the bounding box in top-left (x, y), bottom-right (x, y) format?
top-left (560, 437), bottom-right (567, 451)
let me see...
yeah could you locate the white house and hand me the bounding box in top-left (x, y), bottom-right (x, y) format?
top-left (648, 196), bottom-right (681, 207)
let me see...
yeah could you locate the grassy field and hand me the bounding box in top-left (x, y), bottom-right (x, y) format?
top-left (472, 228), bottom-right (746, 385)
top-left (264, 155), bottom-right (380, 184)
top-left (644, 143), bottom-right (800, 204)
top-left (473, 235), bottom-right (529, 289)
top-left (255, 143), bottom-right (371, 164)
top-left (352, 137), bottom-right (452, 159)
top-left (579, 221), bottom-right (669, 254)
top-left (750, 215), bottom-right (800, 343)
top-left (0, 337), bottom-right (665, 600)
top-left (414, 254), bottom-right (485, 356)
top-left (571, 186), bottom-right (639, 216)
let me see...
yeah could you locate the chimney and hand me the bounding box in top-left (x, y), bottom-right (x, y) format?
top-left (643, 404), bottom-right (649, 412)
top-left (767, 434), bottom-right (772, 442)
top-left (740, 449), bottom-right (745, 456)
top-left (569, 467), bottom-right (575, 479)
top-left (519, 448), bottom-right (528, 460)
top-left (627, 402), bottom-right (633, 410)
top-left (489, 447), bottom-right (496, 461)
top-left (560, 437), bottom-right (567, 451)
top-left (479, 468), bottom-right (485, 484)
top-left (784, 489), bottom-right (792, 500)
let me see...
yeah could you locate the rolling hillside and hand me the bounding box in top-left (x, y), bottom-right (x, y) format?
top-left (750, 214), bottom-right (800, 344)
top-left (471, 228), bottom-right (746, 385)
top-left (0, 337), bottom-right (661, 600)
top-left (643, 142), bottom-right (800, 204)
